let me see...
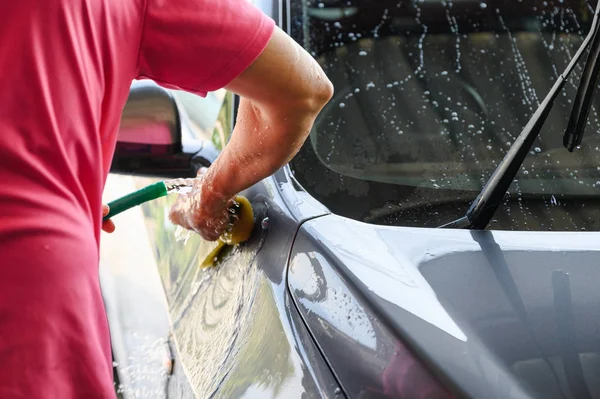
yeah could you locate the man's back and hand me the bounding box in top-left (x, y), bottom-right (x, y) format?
top-left (0, 0), bottom-right (275, 396)
top-left (0, 2), bottom-right (139, 397)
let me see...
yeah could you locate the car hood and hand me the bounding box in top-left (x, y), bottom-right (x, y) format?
top-left (289, 215), bottom-right (600, 399)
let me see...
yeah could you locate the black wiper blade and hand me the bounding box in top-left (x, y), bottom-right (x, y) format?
top-left (441, 3), bottom-right (600, 230)
top-left (564, 10), bottom-right (600, 152)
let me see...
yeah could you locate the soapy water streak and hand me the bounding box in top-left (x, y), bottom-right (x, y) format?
top-left (174, 225), bottom-right (194, 245)
top-left (166, 178), bottom-right (198, 244)
top-left (444, 2), bottom-right (462, 73)
top-left (164, 178), bottom-right (197, 194)
top-left (498, 14), bottom-right (539, 107)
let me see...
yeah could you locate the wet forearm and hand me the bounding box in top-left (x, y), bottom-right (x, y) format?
top-left (206, 97), bottom-right (322, 199)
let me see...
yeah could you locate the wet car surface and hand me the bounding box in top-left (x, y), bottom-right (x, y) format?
top-left (103, 0), bottom-right (600, 398)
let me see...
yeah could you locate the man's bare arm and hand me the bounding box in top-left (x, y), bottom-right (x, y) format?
top-left (216, 27), bottom-right (333, 199)
top-left (169, 27), bottom-right (333, 240)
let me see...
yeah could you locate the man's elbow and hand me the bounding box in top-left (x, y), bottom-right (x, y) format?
top-left (309, 76), bottom-right (334, 113)
top-left (261, 73), bottom-right (333, 125)
top-left (318, 75), bottom-right (335, 105)
top-left (296, 75), bottom-right (334, 116)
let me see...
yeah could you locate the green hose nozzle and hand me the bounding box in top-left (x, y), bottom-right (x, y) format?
top-left (104, 181), bottom-right (168, 221)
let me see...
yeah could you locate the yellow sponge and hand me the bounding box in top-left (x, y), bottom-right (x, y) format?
top-left (199, 195), bottom-right (254, 268)
top-left (222, 195), bottom-right (254, 245)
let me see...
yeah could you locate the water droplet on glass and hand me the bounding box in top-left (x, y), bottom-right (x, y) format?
top-left (334, 387), bottom-right (342, 395)
top-left (261, 217), bottom-right (269, 230)
top-left (317, 2), bottom-right (324, 7)
top-left (333, 22), bottom-right (342, 28)
top-left (339, 103), bottom-right (346, 108)
top-left (358, 50), bottom-right (367, 56)
top-left (440, 71), bottom-right (448, 76)
top-left (480, 2), bottom-right (487, 8)
top-left (534, 147), bottom-right (541, 153)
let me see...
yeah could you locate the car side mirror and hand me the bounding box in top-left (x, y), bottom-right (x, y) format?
top-left (110, 81), bottom-right (219, 178)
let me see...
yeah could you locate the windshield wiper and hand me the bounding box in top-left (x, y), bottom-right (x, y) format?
top-left (564, 7), bottom-right (600, 151)
top-left (440, 3), bottom-right (600, 229)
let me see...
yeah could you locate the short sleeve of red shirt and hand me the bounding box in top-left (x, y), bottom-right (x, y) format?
top-left (137, 0), bottom-right (275, 96)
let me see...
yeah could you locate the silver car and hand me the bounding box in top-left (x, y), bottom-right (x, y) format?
top-left (102, 0), bottom-right (600, 398)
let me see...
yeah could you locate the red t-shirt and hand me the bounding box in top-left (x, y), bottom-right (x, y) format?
top-left (0, 0), bottom-right (274, 397)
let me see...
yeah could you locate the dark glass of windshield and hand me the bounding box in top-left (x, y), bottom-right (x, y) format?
top-left (289, 0), bottom-right (600, 231)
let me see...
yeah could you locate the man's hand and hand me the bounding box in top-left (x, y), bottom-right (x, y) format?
top-left (168, 168), bottom-right (233, 241)
top-left (101, 204), bottom-right (115, 233)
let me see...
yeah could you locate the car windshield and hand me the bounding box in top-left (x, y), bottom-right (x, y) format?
top-left (289, 0), bottom-right (600, 231)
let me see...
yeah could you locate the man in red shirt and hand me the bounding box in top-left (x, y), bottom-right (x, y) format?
top-left (0, 0), bottom-right (333, 397)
